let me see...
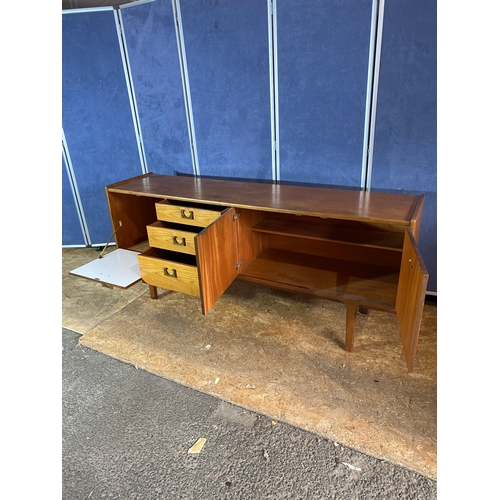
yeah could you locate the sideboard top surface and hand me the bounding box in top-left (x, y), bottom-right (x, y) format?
top-left (107, 174), bottom-right (422, 226)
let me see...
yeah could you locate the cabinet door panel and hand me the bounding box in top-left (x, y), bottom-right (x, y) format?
top-left (195, 208), bottom-right (239, 314)
top-left (396, 228), bottom-right (429, 372)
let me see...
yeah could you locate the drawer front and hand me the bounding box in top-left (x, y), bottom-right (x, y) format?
top-left (147, 222), bottom-right (197, 255)
top-left (137, 254), bottom-right (200, 297)
top-left (156, 201), bottom-right (222, 227)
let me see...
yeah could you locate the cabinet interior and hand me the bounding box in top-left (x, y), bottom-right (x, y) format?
top-left (238, 211), bottom-right (403, 310)
top-left (141, 247), bottom-right (197, 267)
top-left (108, 191), bottom-right (406, 311)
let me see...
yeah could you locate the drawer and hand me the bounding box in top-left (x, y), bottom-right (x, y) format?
top-left (147, 221), bottom-right (197, 255)
top-left (156, 200), bottom-right (224, 227)
top-left (137, 248), bottom-right (200, 297)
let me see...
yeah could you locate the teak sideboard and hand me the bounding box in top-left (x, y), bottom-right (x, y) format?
top-left (105, 173), bottom-right (428, 372)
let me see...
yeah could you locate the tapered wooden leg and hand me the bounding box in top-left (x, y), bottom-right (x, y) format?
top-left (149, 285), bottom-right (158, 299)
top-left (345, 304), bottom-right (357, 352)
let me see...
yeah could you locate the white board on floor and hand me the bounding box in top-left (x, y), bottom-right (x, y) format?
top-left (69, 249), bottom-right (142, 289)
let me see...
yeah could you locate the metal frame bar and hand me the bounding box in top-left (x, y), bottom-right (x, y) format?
top-left (361, 0), bottom-right (378, 190)
top-left (361, 0), bottom-right (385, 191)
top-left (172, 0), bottom-right (200, 176)
top-left (268, 0), bottom-right (280, 183)
top-left (119, 0), bottom-right (156, 9)
top-left (62, 129), bottom-right (91, 246)
top-left (62, 7), bottom-right (113, 14)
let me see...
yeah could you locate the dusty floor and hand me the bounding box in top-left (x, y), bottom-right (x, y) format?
top-left (62, 247), bottom-right (437, 479)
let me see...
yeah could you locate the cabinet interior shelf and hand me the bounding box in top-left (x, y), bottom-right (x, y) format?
top-left (239, 248), bottom-right (399, 309)
top-left (252, 216), bottom-right (404, 251)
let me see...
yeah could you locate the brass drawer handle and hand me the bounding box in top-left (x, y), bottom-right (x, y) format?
top-left (163, 267), bottom-right (177, 278)
top-left (173, 235), bottom-right (186, 246)
top-left (180, 209), bottom-right (194, 220)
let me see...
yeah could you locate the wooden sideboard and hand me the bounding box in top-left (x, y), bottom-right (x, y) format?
top-left (105, 173), bottom-right (428, 372)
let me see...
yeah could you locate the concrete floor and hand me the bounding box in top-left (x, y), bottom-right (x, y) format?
top-left (62, 247), bottom-right (437, 497)
top-left (63, 327), bottom-right (437, 499)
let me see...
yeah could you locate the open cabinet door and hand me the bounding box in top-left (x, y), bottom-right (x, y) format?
top-left (69, 249), bottom-right (142, 289)
top-left (195, 208), bottom-right (239, 315)
top-left (396, 228), bottom-right (429, 372)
